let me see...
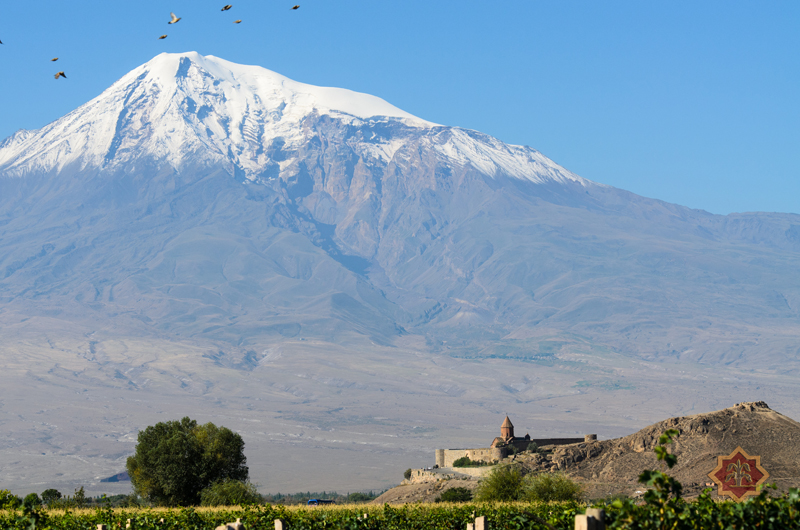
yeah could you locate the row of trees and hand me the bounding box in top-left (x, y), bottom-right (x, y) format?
top-left (0, 487), bottom-right (87, 510)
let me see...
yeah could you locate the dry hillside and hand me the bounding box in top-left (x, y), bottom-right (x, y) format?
top-left (375, 402), bottom-right (800, 503)
top-left (517, 401), bottom-right (800, 498)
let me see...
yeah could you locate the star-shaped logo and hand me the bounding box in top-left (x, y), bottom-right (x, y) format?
top-left (708, 446), bottom-right (769, 502)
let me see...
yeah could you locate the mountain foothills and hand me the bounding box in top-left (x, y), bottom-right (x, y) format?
top-left (0, 52), bottom-right (799, 494)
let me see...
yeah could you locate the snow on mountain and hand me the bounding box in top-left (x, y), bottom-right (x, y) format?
top-left (0, 52), bottom-right (590, 187)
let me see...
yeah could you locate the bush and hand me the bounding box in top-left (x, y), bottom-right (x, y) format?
top-left (523, 472), bottom-right (584, 502)
top-left (436, 487), bottom-right (473, 503)
top-left (22, 493), bottom-right (42, 509)
top-left (452, 457), bottom-right (492, 468)
top-left (526, 442), bottom-right (539, 453)
top-left (474, 465), bottom-right (524, 502)
top-left (201, 480), bottom-right (260, 506)
top-left (199, 480), bottom-right (261, 506)
top-left (0, 490), bottom-right (21, 510)
top-left (404, 468), bottom-right (412, 480)
top-left (346, 492), bottom-right (377, 503)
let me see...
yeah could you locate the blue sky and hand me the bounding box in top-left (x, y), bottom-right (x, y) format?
top-left (1, 1), bottom-right (798, 215)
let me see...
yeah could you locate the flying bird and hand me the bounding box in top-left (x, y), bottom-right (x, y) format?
top-left (159, 34), bottom-right (168, 39)
top-left (54, 71), bottom-right (66, 79)
top-left (291, 5), bottom-right (300, 9)
top-left (51, 57), bottom-right (59, 62)
top-left (233, 19), bottom-right (242, 23)
top-left (168, 12), bottom-right (181, 24)
top-left (221, 5), bottom-right (232, 11)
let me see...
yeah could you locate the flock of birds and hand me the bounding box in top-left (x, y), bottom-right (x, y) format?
top-left (157, 4), bottom-right (301, 41)
top-left (0, 4), bottom-right (303, 80)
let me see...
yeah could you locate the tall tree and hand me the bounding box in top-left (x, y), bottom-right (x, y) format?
top-left (127, 417), bottom-right (248, 506)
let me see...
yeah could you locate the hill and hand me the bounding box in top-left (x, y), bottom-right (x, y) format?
top-left (516, 401), bottom-right (800, 499)
top-left (373, 402), bottom-right (800, 503)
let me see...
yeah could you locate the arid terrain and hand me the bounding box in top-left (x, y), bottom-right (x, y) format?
top-left (374, 402), bottom-right (800, 503)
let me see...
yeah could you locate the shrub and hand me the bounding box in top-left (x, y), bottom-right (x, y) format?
top-left (404, 468), bottom-right (412, 480)
top-left (452, 457), bottom-right (492, 468)
top-left (474, 465), bottom-right (524, 502)
top-left (346, 492), bottom-right (377, 503)
top-left (22, 493), bottom-right (42, 509)
top-left (523, 472), bottom-right (584, 502)
top-left (0, 490), bottom-right (22, 510)
top-left (526, 442), bottom-right (539, 453)
top-left (199, 480), bottom-right (261, 506)
top-left (436, 487), bottom-right (473, 503)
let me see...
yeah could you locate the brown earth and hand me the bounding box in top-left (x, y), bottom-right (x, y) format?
top-left (375, 402), bottom-right (800, 503)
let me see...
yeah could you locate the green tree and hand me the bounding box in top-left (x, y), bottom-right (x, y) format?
top-left (474, 465), bottom-right (524, 502)
top-left (74, 486), bottom-right (87, 508)
top-left (22, 493), bottom-right (42, 509)
top-left (199, 480), bottom-right (261, 506)
top-left (404, 468), bottom-right (412, 480)
top-left (126, 417), bottom-right (248, 506)
top-left (346, 492), bottom-right (375, 503)
top-left (40, 489), bottom-right (62, 506)
top-left (523, 472), bottom-right (584, 502)
top-left (0, 489), bottom-right (22, 510)
top-left (436, 487), bottom-right (473, 503)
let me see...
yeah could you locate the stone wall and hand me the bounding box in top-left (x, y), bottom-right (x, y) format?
top-left (402, 467), bottom-right (493, 484)
top-left (436, 436), bottom-right (592, 467)
top-left (436, 447), bottom-right (505, 467)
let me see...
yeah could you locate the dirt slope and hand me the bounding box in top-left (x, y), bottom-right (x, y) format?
top-left (516, 401), bottom-right (800, 498)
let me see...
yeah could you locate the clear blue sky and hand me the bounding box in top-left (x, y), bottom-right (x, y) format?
top-left (1, 1), bottom-right (798, 215)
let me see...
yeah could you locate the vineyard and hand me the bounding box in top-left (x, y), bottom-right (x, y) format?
top-left (2, 491), bottom-right (800, 530)
top-left (0, 502), bottom-right (582, 530)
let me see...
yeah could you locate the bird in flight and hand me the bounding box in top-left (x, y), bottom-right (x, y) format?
top-left (169, 12), bottom-right (181, 24)
top-left (54, 71), bottom-right (67, 79)
top-left (233, 19), bottom-right (242, 24)
top-left (222, 5), bottom-right (232, 11)
top-left (291, 5), bottom-right (300, 9)
top-left (159, 34), bottom-right (168, 40)
top-left (51, 57), bottom-right (59, 62)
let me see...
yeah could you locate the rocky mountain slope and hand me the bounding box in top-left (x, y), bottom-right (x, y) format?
top-left (1, 52), bottom-right (799, 371)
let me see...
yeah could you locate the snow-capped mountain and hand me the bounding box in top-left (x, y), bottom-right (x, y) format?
top-left (0, 52), bottom-right (586, 187)
top-left (0, 52), bottom-right (799, 371)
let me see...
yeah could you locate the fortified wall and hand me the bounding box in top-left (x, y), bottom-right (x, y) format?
top-left (434, 416), bottom-right (595, 468)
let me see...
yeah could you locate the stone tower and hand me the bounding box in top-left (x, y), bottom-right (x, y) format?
top-left (501, 416), bottom-right (514, 440)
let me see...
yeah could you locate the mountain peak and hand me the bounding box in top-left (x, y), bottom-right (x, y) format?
top-left (125, 52), bottom-right (430, 123)
top-left (0, 52), bottom-right (433, 178)
top-left (0, 52), bottom-right (588, 188)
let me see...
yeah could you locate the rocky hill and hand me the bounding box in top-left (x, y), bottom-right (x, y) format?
top-left (515, 401), bottom-right (800, 498)
top-left (373, 402), bottom-right (800, 503)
